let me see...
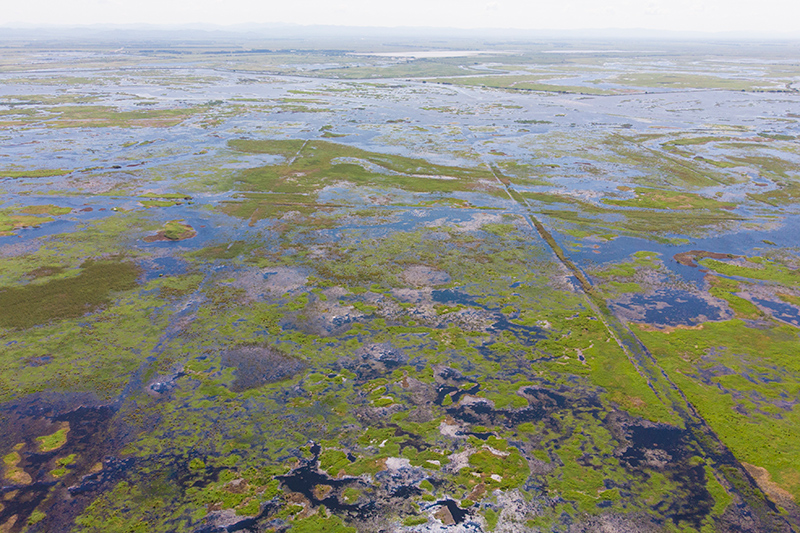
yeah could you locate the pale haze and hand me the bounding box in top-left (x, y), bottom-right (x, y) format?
top-left (2, 0), bottom-right (799, 33)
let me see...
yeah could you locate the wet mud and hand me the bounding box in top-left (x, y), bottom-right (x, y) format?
top-left (221, 345), bottom-right (306, 392)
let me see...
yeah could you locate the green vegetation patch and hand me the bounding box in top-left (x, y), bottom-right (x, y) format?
top-left (143, 220), bottom-right (197, 242)
top-left (0, 168), bottom-right (73, 179)
top-left (20, 204), bottom-right (73, 216)
top-left (700, 256), bottom-right (799, 287)
top-left (524, 191), bottom-right (742, 240)
top-left (424, 75), bottom-right (613, 95)
top-left (610, 72), bottom-right (779, 91)
top-left (0, 204), bottom-right (73, 235)
top-left (0, 211), bottom-right (52, 236)
top-left (602, 187), bottom-right (736, 211)
top-left (0, 259), bottom-right (140, 329)
top-left (37, 425), bottom-right (70, 452)
top-left (227, 138), bottom-right (493, 195)
top-left (636, 319), bottom-right (800, 501)
top-left (46, 105), bottom-right (197, 128)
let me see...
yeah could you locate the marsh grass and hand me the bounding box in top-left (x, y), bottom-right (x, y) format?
top-left (0, 260), bottom-right (139, 329)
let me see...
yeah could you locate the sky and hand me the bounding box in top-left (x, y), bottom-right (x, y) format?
top-left (2, 0), bottom-right (799, 33)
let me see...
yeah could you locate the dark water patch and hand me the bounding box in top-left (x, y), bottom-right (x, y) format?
top-left (503, 406), bottom-right (551, 425)
top-left (0, 218), bottom-right (78, 242)
top-left (0, 402), bottom-right (120, 532)
top-left (432, 289), bottom-right (486, 309)
top-left (446, 385), bottom-right (598, 431)
top-left (447, 400), bottom-right (496, 426)
top-left (432, 290), bottom-right (543, 344)
top-left (520, 387), bottom-right (569, 409)
top-left (390, 425), bottom-right (428, 452)
top-left (0, 482), bottom-right (56, 528)
top-left (138, 211), bottom-right (225, 250)
top-left (24, 355), bottom-right (52, 367)
top-left (276, 445), bottom-right (372, 517)
top-left (435, 366), bottom-right (465, 383)
top-left (487, 315), bottom-right (545, 345)
top-left (619, 425), bottom-right (687, 469)
top-left (67, 456), bottom-right (135, 495)
top-left (752, 298), bottom-right (800, 326)
top-left (140, 256), bottom-right (189, 282)
top-left (435, 383), bottom-right (480, 407)
top-left (221, 345), bottom-right (305, 392)
top-left (345, 343), bottom-right (412, 381)
top-left (355, 343), bottom-right (407, 367)
top-left (560, 215), bottom-right (800, 289)
top-left (392, 485), bottom-right (423, 498)
top-left (433, 499), bottom-right (470, 524)
top-left (0, 259), bottom-right (140, 329)
top-left (467, 431), bottom-right (493, 440)
top-left (661, 464), bottom-right (715, 529)
top-left (223, 502), bottom-right (281, 533)
top-left (615, 421), bottom-right (714, 528)
top-left (611, 289), bottom-right (729, 327)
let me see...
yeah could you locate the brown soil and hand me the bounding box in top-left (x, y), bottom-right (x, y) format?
top-left (673, 250), bottom-right (740, 267)
top-left (742, 463), bottom-right (799, 518)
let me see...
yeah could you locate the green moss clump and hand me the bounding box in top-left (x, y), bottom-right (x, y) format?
top-left (163, 220), bottom-right (196, 241)
top-left (188, 458), bottom-right (206, 471)
top-left (403, 515), bottom-right (428, 526)
top-left (37, 427), bottom-right (69, 451)
top-left (465, 448), bottom-right (529, 490)
top-left (319, 450), bottom-right (349, 476)
top-left (483, 508), bottom-right (499, 530)
top-left (27, 509), bottom-right (46, 525)
top-left (21, 204), bottom-right (73, 215)
top-left (603, 187), bottom-right (736, 211)
top-left (288, 511), bottom-right (356, 533)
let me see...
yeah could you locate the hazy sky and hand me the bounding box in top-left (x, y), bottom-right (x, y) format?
top-left (2, 0), bottom-right (799, 33)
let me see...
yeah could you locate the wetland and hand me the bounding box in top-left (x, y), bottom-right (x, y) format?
top-left (0, 33), bottom-right (799, 532)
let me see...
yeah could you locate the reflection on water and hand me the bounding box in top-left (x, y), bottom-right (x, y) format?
top-left (612, 289), bottom-right (731, 327)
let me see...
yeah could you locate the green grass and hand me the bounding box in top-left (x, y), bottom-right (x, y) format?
top-left (0, 211), bottom-right (52, 235)
top-left (47, 105), bottom-right (197, 128)
top-left (636, 320), bottom-right (800, 501)
top-left (602, 187), bottom-right (736, 211)
top-left (226, 138), bottom-right (493, 195)
top-left (140, 199), bottom-right (183, 208)
top-left (163, 220), bottom-right (196, 241)
top-left (610, 72), bottom-right (779, 91)
top-left (21, 204), bottom-right (73, 216)
top-left (37, 426), bottom-right (69, 452)
top-left (700, 257), bottom-right (799, 287)
top-left (403, 516), bottom-right (428, 526)
top-left (0, 259), bottom-right (140, 329)
top-left (523, 190), bottom-right (742, 240)
top-left (424, 75), bottom-right (613, 95)
top-left (0, 168), bottom-right (73, 178)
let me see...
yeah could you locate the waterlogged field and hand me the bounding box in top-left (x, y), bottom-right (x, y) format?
top-left (0, 38), bottom-right (799, 533)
